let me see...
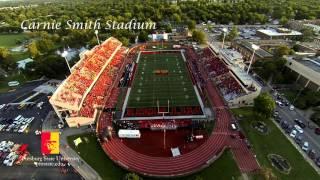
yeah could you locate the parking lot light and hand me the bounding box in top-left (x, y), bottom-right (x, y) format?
top-left (95, 30), bottom-right (100, 45)
top-left (221, 28), bottom-right (228, 49)
top-left (246, 43), bottom-right (259, 74)
top-left (61, 51), bottom-right (71, 73)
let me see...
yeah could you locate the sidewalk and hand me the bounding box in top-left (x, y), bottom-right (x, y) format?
top-left (60, 127), bottom-right (102, 180)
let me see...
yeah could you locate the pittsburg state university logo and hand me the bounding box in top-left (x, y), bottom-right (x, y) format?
top-left (41, 132), bottom-right (59, 155)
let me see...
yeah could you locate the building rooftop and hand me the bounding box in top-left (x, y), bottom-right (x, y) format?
top-left (230, 66), bottom-right (255, 86)
top-left (257, 28), bottom-right (302, 36)
top-left (299, 57), bottom-right (320, 73)
top-left (238, 41), bottom-right (273, 58)
top-left (220, 49), bottom-right (243, 65)
top-left (304, 24), bottom-right (320, 30)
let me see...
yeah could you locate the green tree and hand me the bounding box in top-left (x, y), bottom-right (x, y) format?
top-left (37, 39), bottom-right (55, 53)
top-left (138, 31), bottom-right (149, 42)
top-left (123, 173), bottom-right (142, 180)
top-left (187, 20), bottom-right (196, 30)
top-left (254, 92), bottom-right (276, 118)
top-left (0, 47), bottom-right (9, 60)
top-left (273, 46), bottom-right (292, 58)
top-left (34, 54), bottom-right (69, 79)
top-left (300, 28), bottom-right (315, 42)
top-left (226, 26), bottom-right (238, 41)
top-left (195, 175), bottom-right (204, 180)
top-left (192, 30), bottom-right (206, 44)
top-left (119, 37), bottom-right (129, 46)
top-left (28, 41), bottom-right (40, 58)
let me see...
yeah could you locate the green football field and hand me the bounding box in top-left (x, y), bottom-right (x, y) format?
top-left (127, 52), bottom-right (200, 108)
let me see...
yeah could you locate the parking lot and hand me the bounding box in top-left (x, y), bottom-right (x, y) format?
top-left (0, 82), bottom-right (81, 179)
top-left (273, 91), bottom-right (320, 169)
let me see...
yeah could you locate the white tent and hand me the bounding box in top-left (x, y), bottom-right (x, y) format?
top-left (171, 147), bottom-right (181, 157)
top-left (73, 137), bottom-right (83, 147)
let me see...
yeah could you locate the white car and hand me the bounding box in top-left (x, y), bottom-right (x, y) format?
top-left (14, 115), bottom-right (22, 121)
top-left (3, 152), bottom-right (15, 165)
top-left (35, 130), bottom-right (41, 135)
top-left (0, 104), bottom-right (6, 109)
top-left (294, 125), bottom-right (304, 134)
top-left (37, 102), bottom-right (44, 109)
top-left (4, 154), bottom-right (18, 166)
top-left (289, 105), bottom-right (294, 111)
top-left (7, 141), bottom-right (14, 146)
top-left (18, 125), bottom-right (28, 133)
top-left (302, 141), bottom-right (309, 151)
top-left (290, 130), bottom-right (297, 138)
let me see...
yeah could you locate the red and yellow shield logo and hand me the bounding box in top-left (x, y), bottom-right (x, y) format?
top-left (41, 132), bottom-right (59, 155)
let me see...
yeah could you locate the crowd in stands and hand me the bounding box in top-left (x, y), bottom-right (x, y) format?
top-left (201, 48), bottom-right (229, 77)
top-left (214, 73), bottom-right (244, 101)
top-left (200, 47), bottom-right (244, 100)
top-left (52, 38), bottom-right (122, 108)
top-left (184, 47), bottom-right (205, 87)
top-left (79, 47), bottom-right (127, 117)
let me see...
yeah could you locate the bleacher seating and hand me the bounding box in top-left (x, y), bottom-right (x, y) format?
top-left (200, 48), bottom-right (244, 100)
top-left (52, 38), bottom-right (122, 108)
top-left (79, 47), bottom-right (127, 117)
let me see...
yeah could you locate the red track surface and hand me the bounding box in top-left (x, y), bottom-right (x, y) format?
top-left (97, 46), bottom-right (260, 177)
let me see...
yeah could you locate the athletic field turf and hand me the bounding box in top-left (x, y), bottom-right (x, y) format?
top-left (127, 51), bottom-right (200, 108)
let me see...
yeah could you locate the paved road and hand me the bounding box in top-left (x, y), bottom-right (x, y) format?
top-left (257, 76), bottom-right (320, 169)
top-left (0, 79), bottom-right (47, 104)
top-left (272, 92), bottom-right (320, 163)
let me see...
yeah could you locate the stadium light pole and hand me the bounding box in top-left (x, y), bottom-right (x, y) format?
top-left (62, 51), bottom-right (71, 73)
top-left (221, 28), bottom-right (228, 49)
top-left (95, 30), bottom-right (101, 46)
top-left (247, 44), bottom-right (259, 74)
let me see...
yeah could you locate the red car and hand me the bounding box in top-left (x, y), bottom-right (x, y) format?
top-left (315, 128), bottom-right (320, 135)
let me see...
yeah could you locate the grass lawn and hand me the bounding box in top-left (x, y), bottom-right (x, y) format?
top-left (10, 51), bottom-right (30, 62)
top-left (232, 107), bottom-right (320, 180)
top-left (67, 133), bottom-right (127, 180)
top-left (67, 133), bottom-right (242, 180)
top-left (280, 89), bottom-right (297, 103)
top-left (0, 33), bottom-right (28, 48)
top-left (128, 52), bottom-right (199, 108)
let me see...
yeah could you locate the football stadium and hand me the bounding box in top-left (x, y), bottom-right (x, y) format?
top-left (50, 37), bottom-right (261, 177)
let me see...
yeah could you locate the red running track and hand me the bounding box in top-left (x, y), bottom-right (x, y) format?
top-left (97, 51), bottom-right (260, 177)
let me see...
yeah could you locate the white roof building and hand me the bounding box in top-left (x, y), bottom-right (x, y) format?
top-left (257, 28), bottom-right (302, 40)
top-left (148, 32), bottom-right (169, 41)
top-left (16, 58), bottom-right (34, 69)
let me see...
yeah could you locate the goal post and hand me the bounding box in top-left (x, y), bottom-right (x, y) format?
top-left (157, 99), bottom-right (170, 116)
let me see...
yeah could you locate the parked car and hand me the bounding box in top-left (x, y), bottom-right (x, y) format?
top-left (316, 157), bottom-right (320, 167)
top-left (294, 125), bottom-right (304, 134)
top-left (308, 149), bottom-right (316, 160)
top-left (302, 141), bottom-right (309, 152)
top-left (281, 120), bottom-right (289, 129)
top-left (285, 125), bottom-right (293, 134)
top-left (294, 119), bottom-right (306, 129)
top-left (315, 128), bottom-right (320, 135)
top-left (290, 130), bottom-right (297, 138)
top-left (289, 105), bottom-right (295, 111)
top-left (230, 123), bottom-right (238, 131)
top-left (295, 136), bottom-right (303, 145)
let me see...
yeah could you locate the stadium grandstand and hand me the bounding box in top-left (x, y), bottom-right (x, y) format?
top-left (201, 45), bottom-right (262, 107)
top-left (49, 37), bottom-right (128, 127)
